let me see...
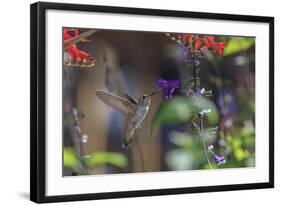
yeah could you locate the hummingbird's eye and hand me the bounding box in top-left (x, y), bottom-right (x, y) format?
top-left (142, 95), bottom-right (148, 100)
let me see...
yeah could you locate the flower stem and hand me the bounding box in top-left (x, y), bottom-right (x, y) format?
top-left (191, 54), bottom-right (198, 91)
top-left (72, 108), bottom-right (90, 175)
top-left (190, 52), bottom-right (202, 94)
top-left (199, 115), bottom-right (212, 169)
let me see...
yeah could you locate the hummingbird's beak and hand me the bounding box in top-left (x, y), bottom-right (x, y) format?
top-left (148, 88), bottom-right (162, 97)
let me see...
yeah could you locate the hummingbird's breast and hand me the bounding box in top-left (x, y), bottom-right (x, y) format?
top-left (131, 105), bottom-right (149, 128)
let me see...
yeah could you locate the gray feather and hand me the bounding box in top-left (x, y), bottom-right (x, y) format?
top-left (118, 92), bottom-right (137, 104)
top-left (96, 90), bottom-right (135, 114)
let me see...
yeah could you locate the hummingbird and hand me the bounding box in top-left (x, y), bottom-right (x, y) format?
top-left (96, 90), bottom-right (159, 148)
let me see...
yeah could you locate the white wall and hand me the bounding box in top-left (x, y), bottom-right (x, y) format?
top-left (0, 0), bottom-right (279, 204)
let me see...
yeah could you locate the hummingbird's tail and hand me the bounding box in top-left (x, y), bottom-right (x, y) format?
top-left (122, 139), bottom-right (133, 149)
top-left (122, 128), bottom-right (135, 148)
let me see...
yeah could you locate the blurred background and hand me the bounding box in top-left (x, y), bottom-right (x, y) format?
top-left (63, 28), bottom-right (255, 176)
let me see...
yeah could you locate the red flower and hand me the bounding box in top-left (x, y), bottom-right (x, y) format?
top-left (202, 35), bottom-right (226, 56)
top-left (64, 29), bottom-right (90, 59)
top-left (214, 41), bottom-right (226, 56)
top-left (64, 28), bottom-right (96, 67)
top-left (203, 35), bottom-right (215, 49)
top-left (183, 34), bottom-right (193, 43)
top-left (194, 35), bottom-right (201, 50)
top-left (168, 33), bottom-right (227, 56)
top-left (63, 28), bottom-right (76, 40)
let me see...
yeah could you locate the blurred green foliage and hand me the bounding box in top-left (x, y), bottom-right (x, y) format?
top-left (223, 37), bottom-right (255, 56)
top-left (188, 96), bottom-right (219, 125)
top-left (166, 132), bottom-right (210, 169)
top-left (165, 118), bottom-right (255, 170)
top-left (86, 152), bottom-right (128, 169)
top-left (63, 147), bottom-right (128, 172)
top-left (154, 36), bottom-right (255, 170)
top-left (152, 96), bottom-right (219, 135)
top-left (64, 147), bottom-right (79, 168)
top-left (152, 97), bottom-right (191, 132)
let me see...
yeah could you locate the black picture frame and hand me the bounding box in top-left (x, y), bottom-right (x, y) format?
top-left (30, 1), bottom-right (274, 203)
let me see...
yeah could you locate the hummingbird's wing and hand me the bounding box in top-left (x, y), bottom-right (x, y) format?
top-left (96, 90), bottom-right (136, 114)
top-left (118, 92), bottom-right (137, 104)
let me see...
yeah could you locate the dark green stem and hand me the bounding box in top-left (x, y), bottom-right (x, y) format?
top-left (191, 54), bottom-right (198, 91)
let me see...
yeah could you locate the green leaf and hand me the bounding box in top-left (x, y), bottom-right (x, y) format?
top-left (223, 37), bottom-right (255, 56)
top-left (187, 95), bottom-right (219, 125)
top-left (64, 147), bottom-right (79, 168)
top-left (151, 96), bottom-right (219, 136)
top-left (234, 148), bottom-right (247, 161)
top-left (151, 97), bottom-right (192, 134)
top-left (86, 152), bottom-right (128, 168)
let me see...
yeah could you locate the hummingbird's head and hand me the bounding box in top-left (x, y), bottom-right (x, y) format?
top-left (138, 95), bottom-right (151, 106)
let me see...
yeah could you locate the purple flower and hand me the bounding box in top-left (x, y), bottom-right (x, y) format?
top-left (213, 155), bottom-right (226, 165)
top-left (156, 79), bottom-right (180, 100)
top-left (208, 145), bottom-right (226, 165)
